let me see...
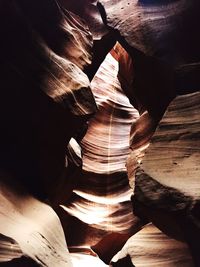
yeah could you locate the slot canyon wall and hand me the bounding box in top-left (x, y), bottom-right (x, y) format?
top-left (0, 0), bottom-right (200, 267)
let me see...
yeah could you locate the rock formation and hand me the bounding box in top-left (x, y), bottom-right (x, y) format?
top-left (132, 92), bottom-right (200, 266)
top-left (0, 1), bottom-right (96, 266)
top-left (0, 176), bottom-right (73, 267)
top-left (0, 0), bottom-right (200, 266)
top-left (59, 45), bottom-right (141, 265)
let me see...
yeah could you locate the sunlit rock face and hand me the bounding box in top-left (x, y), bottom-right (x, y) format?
top-left (82, 49), bottom-right (139, 174)
top-left (0, 176), bottom-right (72, 267)
top-left (134, 92), bottom-right (200, 225)
top-left (127, 92), bottom-right (200, 266)
top-left (135, 92), bottom-right (200, 200)
top-left (0, 0), bottom-right (200, 266)
top-left (59, 42), bottom-right (194, 267)
top-left (98, 0), bottom-right (200, 117)
top-left (61, 46), bottom-right (140, 249)
top-left (111, 224), bottom-right (193, 267)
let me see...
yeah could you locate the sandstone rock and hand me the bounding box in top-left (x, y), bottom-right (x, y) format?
top-left (0, 176), bottom-right (72, 267)
top-left (99, 0), bottom-right (200, 65)
top-left (134, 92), bottom-right (200, 210)
top-left (132, 92), bottom-right (200, 265)
top-left (60, 47), bottom-right (142, 264)
top-left (111, 224), bottom-right (193, 267)
top-left (0, 0), bottom-right (97, 199)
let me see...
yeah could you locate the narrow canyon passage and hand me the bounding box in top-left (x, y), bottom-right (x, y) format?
top-left (59, 44), bottom-right (194, 267)
top-left (0, 1), bottom-right (200, 266)
top-left (60, 46), bottom-right (139, 265)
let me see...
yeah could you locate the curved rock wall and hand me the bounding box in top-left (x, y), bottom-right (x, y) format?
top-left (61, 47), bottom-right (140, 248)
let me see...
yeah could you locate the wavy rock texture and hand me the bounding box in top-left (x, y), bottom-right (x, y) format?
top-left (60, 47), bottom-right (141, 261)
top-left (59, 43), bottom-right (195, 267)
top-left (128, 92), bottom-right (199, 266)
top-left (1, 0), bottom-right (96, 116)
top-left (0, 0), bottom-right (97, 199)
top-left (0, 1), bottom-right (97, 266)
top-left (0, 1), bottom-right (199, 266)
top-left (58, 0), bottom-right (108, 39)
top-left (97, 0), bottom-right (200, 118)
top-left (111, 223), bottom-right (193, 267)
top-left (82, 51), bottom-right (139, 174)
top-left (99, 0), bottom-right (200, 65)
top-left (134, 92), bottom-right (200, 213)
top-left (0, 235), bottom-right (22, 263)
top-left (0, 176), bottom-right (72, 267)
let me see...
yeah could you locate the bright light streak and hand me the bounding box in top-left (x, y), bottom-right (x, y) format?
top-left (70, 253), bottom-right (108, 267)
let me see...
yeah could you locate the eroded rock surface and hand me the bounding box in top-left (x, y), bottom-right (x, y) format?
top-left (0, 0), bottom-right (98, 199)
top-left (0, 1), bottom-right (97, 266)
top-left (59, 46), bottom-right (142, 264)
top-left (111, 224), bottom-right (193, 267)
top-left (131, 92), bottom-right (200, 265)
top-left (99, 0), bottom-right (200, 64)
top-left (134, 92), bottom-right (200, 213)
top-left (1, 0), bottom-right (200, 266)
top-left (0, 176), bottom-right (72, 267)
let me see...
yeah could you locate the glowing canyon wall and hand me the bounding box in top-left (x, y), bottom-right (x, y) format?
top-left (0, 1), bottom-right (200, 266)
